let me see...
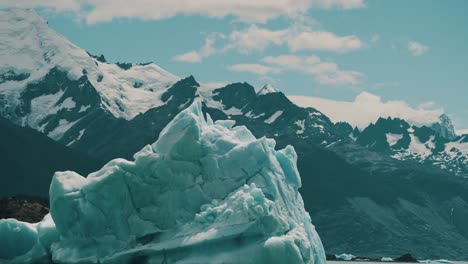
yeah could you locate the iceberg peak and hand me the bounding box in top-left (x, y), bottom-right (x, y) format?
top-left (1, 101), bottom-right (326, 264)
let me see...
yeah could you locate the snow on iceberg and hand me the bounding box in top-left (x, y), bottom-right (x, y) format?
top-left (0, 101), bottom-right (326, 263)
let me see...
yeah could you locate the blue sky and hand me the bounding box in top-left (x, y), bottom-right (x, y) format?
top-left (15, 0), bottom-right (468, 130)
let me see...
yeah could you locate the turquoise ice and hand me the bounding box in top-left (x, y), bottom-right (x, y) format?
top-left (0, 101), bottom-right (326, 263)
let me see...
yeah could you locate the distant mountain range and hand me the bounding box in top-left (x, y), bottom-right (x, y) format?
top-left (1, 8), bottom-right (468, 259)
top-left (335, 116), bottom-right (467, 177)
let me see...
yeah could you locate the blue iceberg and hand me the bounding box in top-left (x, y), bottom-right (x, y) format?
top-left (0, 101), bottom-right (325, 263)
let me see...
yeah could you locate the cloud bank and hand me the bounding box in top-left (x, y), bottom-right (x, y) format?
top-left (1, 0), bottom-right (366, 24)
top-left (289, 92), bottom-right (444, 129)
top-left (408, 41), bottom-right (429, 56)
top-left (173, 24), bottom-right (364, 63)
top-left (228, 54), bottom-right (363, 86)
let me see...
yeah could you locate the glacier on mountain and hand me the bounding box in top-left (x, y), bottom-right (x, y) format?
top-left (0, 102), bottom-right (326, 263)
top-left (0, 8), bottom-right (178, 123)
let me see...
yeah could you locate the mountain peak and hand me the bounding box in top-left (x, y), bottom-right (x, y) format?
top-left (430, 114), bottom-right (456, 140)
top-left (257, 83), bottom-right (279, 95)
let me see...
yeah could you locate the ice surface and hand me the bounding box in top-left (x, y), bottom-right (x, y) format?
top-left (0, 219), bottom-right (37, 260)
top-left (0, 101), bottom-right (325, 263)
top-left (335, 253), bottom-right (356, 261)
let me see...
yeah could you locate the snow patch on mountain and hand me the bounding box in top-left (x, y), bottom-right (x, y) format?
top-left (224, 106), bottom-right (243, 115)
top-left (28, 92), bottom-right (65, 128)
top-left (386, 133), bottom-right (403, 147)
top-left (93, 60), bottom-right (177, 119)
top-left (245, 110), bottom-right (266, 119)
top-left (445, 138), bottom-right (468, 159)
top-left (295, 120), bottom-right (305, 134)
top-left (407, 134), bottom-right (433, 159)
top-left (265, 110), bottom-right (283, 124)
top-left (47, 119), bottom-right (81, 140)
top-left (257, 83), bottom-right (279, 95)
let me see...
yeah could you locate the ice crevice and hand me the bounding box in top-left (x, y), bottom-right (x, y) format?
top-left (0, 101), bottom-right (326, 263)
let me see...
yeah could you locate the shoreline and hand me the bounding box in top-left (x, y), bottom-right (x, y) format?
top-left (326, 253), bottom-right (466, 263)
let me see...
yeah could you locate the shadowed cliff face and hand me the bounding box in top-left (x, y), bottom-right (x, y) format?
top-left (0, 117), bottom-right (103, 197)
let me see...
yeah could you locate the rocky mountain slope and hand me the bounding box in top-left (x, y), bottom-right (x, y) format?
top-left (0, 117), bottom-right (102, 197)
top-left (0, 196), bottom-right (49, 223)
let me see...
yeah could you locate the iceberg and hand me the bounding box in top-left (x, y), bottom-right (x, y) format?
top-left (0, 101), bottom-right (326, 263)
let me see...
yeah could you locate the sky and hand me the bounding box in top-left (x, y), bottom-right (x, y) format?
top-left (3, 0), bottom-right (467, 131)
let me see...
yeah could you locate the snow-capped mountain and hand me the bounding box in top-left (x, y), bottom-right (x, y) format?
top-left (341, 117), bottom-right (467, 177)
top-left (0, 8), bottom-right (178, 140)
top-left (0, 8), bottom-right (335, 155)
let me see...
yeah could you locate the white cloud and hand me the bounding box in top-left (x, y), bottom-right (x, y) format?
top-left (173, 51), bottom-right (203, 63)
top-left (227, 24), bottom-right (363, 54)
top-left (228, 64), bottom-right (281, 75)
top-left (173, 34), bottom-right (220, 63)
top-left (201, 81), bottom-right (230, 90)
top-left (226, 54), bottom-right (362, 86)
top-left (289, 92), bottom-right (444, 129)
top-left (227, 25), bottom-right (288, 54)
top-left (175, 23), bottom-right (364, 63)
top-left (371, 34), bottom-right (380, 43)
top-left (287, 31), bottom-right (363, 52)
top-left (2, 0), bottom-right (366, 24)
top-left (456, 129), bottom-right (468, 135)
top-left (262, 54), bottom-right (363, 85)
top-left (408, 41), bottom-right (429, 56)
top-left (310, 0), bottom-right (366, 9)
top-left (0, 1), bottom-right (81, 12)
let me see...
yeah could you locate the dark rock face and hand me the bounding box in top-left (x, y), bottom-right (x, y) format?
top-left (86, 52), bottom-right (107, 63)
top-left (212, 82), bottom-right (257, 109)
top-left (116, 62), bottom-right (132, 70)
top-left (0, 197), bottom-right (49, 223)
top-left (161, 76), bottom-right (199, 104)
top-left (430, 114), bottom-right (457, 140)
top-left (394, 253), bottom-right (418, 262)
top-left (0, 70), bottom-right (30, 83)
top-left (357, 117), bottom-right (411, 152)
